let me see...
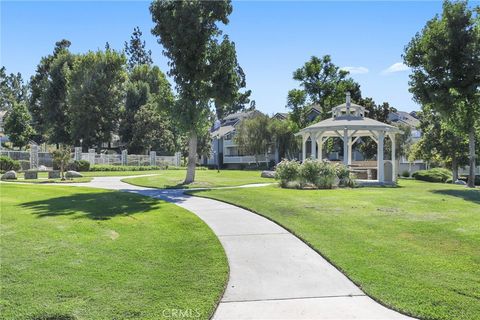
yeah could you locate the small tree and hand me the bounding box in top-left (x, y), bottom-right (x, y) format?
top-left (4, 102), bottom-right (34, 150)
top-left (235, 114), bottom-right (272, 165)
top-left (52, 146), bottom-right (71, 180)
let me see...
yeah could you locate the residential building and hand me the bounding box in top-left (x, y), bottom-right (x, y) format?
top-left (202, 110), bottom-right (277, 169)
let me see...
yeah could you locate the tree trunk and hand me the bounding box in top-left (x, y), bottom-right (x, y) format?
top-left (184, 131), bottom-right (197, 184)
top-left (452, 156), bottom-right (458, 182)
top-left (467, 128), bottom-right (476, 188)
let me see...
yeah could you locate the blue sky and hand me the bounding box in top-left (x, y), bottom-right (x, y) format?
top-left (2, 1), bottom-right (478, 114)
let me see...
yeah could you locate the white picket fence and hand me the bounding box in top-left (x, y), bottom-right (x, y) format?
top-left (1, 147), bottom-right (181, 169)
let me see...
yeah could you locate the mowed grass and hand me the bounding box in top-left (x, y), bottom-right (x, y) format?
top-left (190, 180), bottom-right (480, 320)
top-left (123, 170), bottom-right (273, 189)
top-left (0, 183), bottom-right (228, 320)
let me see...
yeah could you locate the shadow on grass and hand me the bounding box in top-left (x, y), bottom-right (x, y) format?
top-left (431, 189), bottom-right (480, 204)
top-left (21, 191), bottom-right (162, 220)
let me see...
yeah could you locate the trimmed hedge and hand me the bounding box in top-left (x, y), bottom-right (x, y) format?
top-left (0, 156), bottom-right (20, 172)
top-left (412, 168), bottom-right (452, 183)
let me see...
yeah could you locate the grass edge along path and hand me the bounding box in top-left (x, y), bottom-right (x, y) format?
top-left (122, 170), bottom-right (273, 189)
top-left (0, 183), bottom-right (228, 320)
top-left (187, 180), bottom-right (480, 320)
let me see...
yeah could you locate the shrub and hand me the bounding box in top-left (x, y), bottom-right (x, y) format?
top-left (401, 170), bottom-right (410, 178)
top-left (67, 160), bottom-right (90, 172)
top-left (275, 159), bottom-right (300, 187)
top-left (298, 159), bottom-right (338, 189)
top-left (412, 168), bottom-right (452, 183)
top-left (19, 160), bottom-right (30, 171)
top-left (335, 163), bottom-right (356, 188)
top-left (0, 156), bottom-right (20, 172)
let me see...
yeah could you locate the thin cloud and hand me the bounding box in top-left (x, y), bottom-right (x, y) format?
top-left (340, 66), bottom-right (369, 74)
top-left (382, 62), bottom-right (409, 75)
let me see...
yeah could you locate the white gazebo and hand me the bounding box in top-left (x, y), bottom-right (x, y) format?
top-left (296, 93), bottom-right (401, 184)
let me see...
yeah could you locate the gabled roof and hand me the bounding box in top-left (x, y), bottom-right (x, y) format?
top-left (388, 111), bottom-right (420, 128)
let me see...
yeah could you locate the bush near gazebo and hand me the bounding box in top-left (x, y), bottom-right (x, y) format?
top-left (275, 159), bottom-right (355, 189)
top-left (412, 168), bottom-right (452, 183)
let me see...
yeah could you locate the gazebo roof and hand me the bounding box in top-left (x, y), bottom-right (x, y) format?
top-left (297, 93), bottom-right (400, 137)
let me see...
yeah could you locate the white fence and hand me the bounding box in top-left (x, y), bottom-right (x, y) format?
top-left (1, 147), bottom-right (181, 170)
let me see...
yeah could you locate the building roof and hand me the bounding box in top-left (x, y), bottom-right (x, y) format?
top-left (211, 125), bottom-right (235, 139)
top-left (273, 112), bottom-right (288, 120)
top-left (388, 111), bottom-right (420, 128)
top-left (298, 94), bottom-right (400, 137)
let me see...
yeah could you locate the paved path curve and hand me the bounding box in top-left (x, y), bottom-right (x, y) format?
top-left (70, 177), bottom-right (414, 320)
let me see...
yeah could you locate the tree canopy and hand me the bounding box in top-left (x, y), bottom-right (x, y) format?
top-left (287, 55), bottom-right (362, 122)
top-left (404, 0), bottom-right (480, 187)
top-left (4, 101), bottom-right (34, 150)
top-left (151, 0), bottom-right (246, 183)
top-left (68, 49), bottom-right (127, 149)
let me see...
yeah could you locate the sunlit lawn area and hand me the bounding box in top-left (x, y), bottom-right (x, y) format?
top-left (0, 183), bottom-right (228, 320)
top-left (190, 180), bottom-right (480, 320)
top-left (123, 169), bottom-right (273, 189)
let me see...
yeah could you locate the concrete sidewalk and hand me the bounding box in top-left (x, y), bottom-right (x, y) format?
top-left (68, 177), bottom-right (415, 320)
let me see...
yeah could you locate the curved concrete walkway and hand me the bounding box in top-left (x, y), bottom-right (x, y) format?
top-left (70, 177), bottom-right (414, 320)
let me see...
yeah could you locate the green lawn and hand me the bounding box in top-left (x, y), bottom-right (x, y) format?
top-left (189, 180), bottom-right (480, 320)
top-left (0, 183), bottom-right (228, 320)
top-left (122, 169), bottom-right (273, 189)
top-left (82, 170), bottom-right (168, 177)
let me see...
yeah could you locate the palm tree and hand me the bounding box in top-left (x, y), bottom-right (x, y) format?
top-left (52, 146), bottom-right (71, 180)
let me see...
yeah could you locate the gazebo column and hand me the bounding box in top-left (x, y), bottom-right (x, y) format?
top-left (390, 133), bottom-right (397, 182)
top-left (316, 134), bottom-right (324, 161)
top-left (377, 131), bottom-right (385, 183)
top-left (343, 128), bottom-right (349, 166)
top-left (302, 134), bottom-right (308, 161)
top-left (311, 135), bottom-right (316, 159)
top-left (348, 138), bottom-right (353, 165)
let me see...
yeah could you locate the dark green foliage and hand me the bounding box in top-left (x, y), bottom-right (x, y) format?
top-left (124, 26), bottom-right (153, 70)
top-left (0, 67), bottom-right (27, 111)
top-left (412, 168), bottom-right (452, 183)
top-left (68, 49), bottom-right (127, 148)
top-left (401, 170), bottom-right (411, 178)
top-left (43, 47), bottom-right (75, 145)
top-left (67, 160), bottom-right (90, 172)
top-left (287, 55), bottom-right (362, 123)
top-left (404, 0), bottom-right (480, 188)
top-left (119, 64), bottom-right (174, 153)
top-left (130, 103), bottom-right (175, 153)
top-left (28, 40), bottom-right (72, 143)
top-left (3, 102), bottom-right (35, 149)
top-left (0, 156), bottom-right (20, 172)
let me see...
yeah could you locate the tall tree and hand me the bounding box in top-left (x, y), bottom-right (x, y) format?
top-left (68, 49), bottom-right (127, 150)
top-left (404, 0), bottom-right (480, 188)
top-left (4, 101), bottom-right (34, 150)
top-left (0, 67), bottom-right (27, 111)
top-left (289, 55), bottom-right (362, 121)
top-left (151, 0), bottom-right (238, 183)
top-left (130, 103), bottom-right (175, 153)
top-left (124, 26), bottom-right (153, 70)
top-left (28, 40), bottom-right (72, 143)
top-left (410, 106), bottom-right (470, 181)
top-left (209, 36), bottom-right (251, 119)
top-left (43, 48), bottom-right (75, 145)
top-left (119, 64), bottom-right (174, 152)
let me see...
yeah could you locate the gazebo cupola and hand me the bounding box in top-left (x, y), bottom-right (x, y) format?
top-left (331, 92), bottom-right (367, 118)
top-left (296, 93), bottom-right (401, 184)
